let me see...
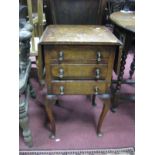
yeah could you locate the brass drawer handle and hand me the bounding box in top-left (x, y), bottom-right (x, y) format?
top-left (59, 51), bottom-right (64, 61)
top-left (60, 86), bottom-right (64, 95)
top-left (59, 68), bottom-right (64, 78)
top-left (94, 86), bottom-right (99, 95)
top-left (96, 68), bottom-right (100, 79)
top-left (96, 51), bottom-right (101, 62)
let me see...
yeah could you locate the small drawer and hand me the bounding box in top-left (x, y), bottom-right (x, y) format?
top-left (50, 64), bottom-right (108, 80)
top-left (45, 45), bottom-right (112, 64)
top-left (49, 80), bottom-right (107, 95)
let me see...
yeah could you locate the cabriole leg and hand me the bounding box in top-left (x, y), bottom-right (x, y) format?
top-left (45, 95), bottom-right (57, 139)
top-left (97, 94), bottom-right (111, 137)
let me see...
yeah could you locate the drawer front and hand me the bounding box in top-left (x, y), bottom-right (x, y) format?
top-left (50, 64), bottom-right (108, 80)
top-left (49, 80), bottom-right (107, 95)
top-left (45, 45), bottom-right (112, 64)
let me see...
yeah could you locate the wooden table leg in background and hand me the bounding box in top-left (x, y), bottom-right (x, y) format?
top-left (45, 95), bottom-right (57, 139)
top-left (97, 93), bottom-right (111, 137)
top-left (92, 94), bottom-right (97, 106)
top-left (111, 49), bottom-right (128, 111)
top-left (129, 53), bottom-right (135, 79)
top-left (111, 34), bottom-right (131, 112)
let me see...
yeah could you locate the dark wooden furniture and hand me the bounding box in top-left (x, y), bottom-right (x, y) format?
top-left (107, 0), bottom-right (135, 14)
top-left (19, 23), bottom-right (36, 147)
top-left (38, 25), bottom-right (120, 138)
top-left (44, 0), bottom-right (107, 25)
top-left (110, 11), bottom-right (135, 110)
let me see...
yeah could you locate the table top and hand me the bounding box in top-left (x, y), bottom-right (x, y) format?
top-left (110, 11), bottom-right (135, 33)
top-left (39, 25), bottom-right (121, 46)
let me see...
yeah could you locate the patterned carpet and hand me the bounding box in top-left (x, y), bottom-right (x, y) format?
top-left (19, 147), bottom-right (135, 155)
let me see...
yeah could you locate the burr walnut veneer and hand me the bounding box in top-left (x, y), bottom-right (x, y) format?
top-left (38, 25), bottom-right (121, 138)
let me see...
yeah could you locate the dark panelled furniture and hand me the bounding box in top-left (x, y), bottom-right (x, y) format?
top-left (44, 0), bottom-right (107, 25)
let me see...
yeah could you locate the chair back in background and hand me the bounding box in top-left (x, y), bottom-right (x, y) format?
top-left (44, 0), bottom-right (107, 25)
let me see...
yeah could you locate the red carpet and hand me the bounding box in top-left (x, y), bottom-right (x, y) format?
top-left (19, 53), bottom-right (135, 150)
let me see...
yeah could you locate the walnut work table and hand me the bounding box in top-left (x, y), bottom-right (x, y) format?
top-left (38, 25), bottom-right (121, 138)
top-left (110, 11), bottom-right (135, 110)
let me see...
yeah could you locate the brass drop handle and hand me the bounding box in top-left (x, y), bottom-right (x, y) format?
top-left (59, 68), bottom-right (64, 78)
top-left (96, 51), bottom-right (101, 62)
top-left (59, 51), bottom-right (64, 61)
top-left (60, 86), bottom-right (64, 95)
top-left (94, 86), bottom-right (99, 95)
top-left (96, 68), bottom-right (100, 79)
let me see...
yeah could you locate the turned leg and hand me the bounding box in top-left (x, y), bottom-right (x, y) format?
top-left (129, 53), bottom-right (135, 79)
top-left (97, 94), bottom-right (111, 136)
top-left (45, 95), bottom-right (57, 139)
top-left (111, 33), bottom-right (131, 112)
top-left (115, 49), bottom-right (127, 94)
top-left (92, 94), bottom-right (96, 106)
top-left (111, 49), bottom-right (127, 112)
top-left (19, 97), bottom-right (32, 147)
